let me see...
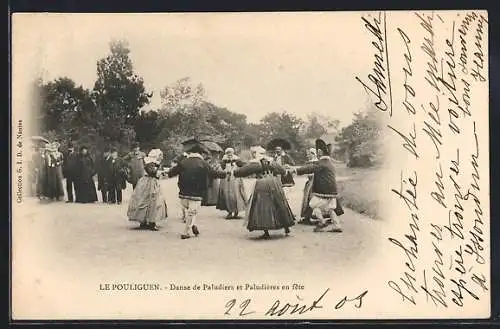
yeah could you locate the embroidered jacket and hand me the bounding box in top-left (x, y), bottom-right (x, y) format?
top-left (295, 156), bottom-right (338, 198)
top-left (168, 153), bottom-right (227, 201)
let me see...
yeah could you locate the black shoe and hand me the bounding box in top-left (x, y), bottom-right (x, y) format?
top-left (181, 234), bottom-right (191, 240)
top-left (284, 227), bottom-right (291, 235)
top-left (225, 213), bottom-right (233, 219)
top-left (192, 225), bottom-right (200, 236)
top-left (258, 232), bottom-right (271, 239)
top-left (139, 222), bottom-right (148, 229)
top-left (65, 200), bottom-right (73, 203)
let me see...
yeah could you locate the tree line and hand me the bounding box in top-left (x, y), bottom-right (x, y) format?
top-left (33, 39), bottom-right (383, 167)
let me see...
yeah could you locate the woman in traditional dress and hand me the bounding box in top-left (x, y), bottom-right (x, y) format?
top-left (202, 151), bottom-right (223, 206)
top-left (234, 146), bottom-right (295, 239)
top-left (299, 148), bottom-right (318, 224)
top-left (127, 149), bottom-right (168, 231)
top-left (74, 146), bottom-right (98, 203)
top-left (44, 143), bottom-right (65, 201)
top-left (216, 148), bottom-right (247, 219)
top-left (35, 146), bottom-right (48, 200)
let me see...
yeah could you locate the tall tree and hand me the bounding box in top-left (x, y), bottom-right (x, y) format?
top-left (92, 39), bottom-right (151, 147)
top-left (93, 40), bottom-right (151, 122)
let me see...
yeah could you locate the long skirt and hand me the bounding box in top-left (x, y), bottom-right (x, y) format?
top-left (300, 176), bottom-right (314, 219)
top-left (216, 176), bottom-right (247, 213)
top-left (36, 167), bottom-right (48, 198)
top-left (202, 178), bottom-right (221, 206)
top-left (128, 176), bottom-right (168, 224)
top-left (245, 176), bottom-right (295, 232)
top-left (75, 176), bottom-right (98, 203)
top-left (44, 167), bottom-right (64, 199)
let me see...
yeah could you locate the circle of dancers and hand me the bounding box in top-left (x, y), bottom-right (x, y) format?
top-left (28, 137), bottom-right (344, 240)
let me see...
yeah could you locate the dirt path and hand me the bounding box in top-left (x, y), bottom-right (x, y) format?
top-left (13, 176), bottom-right (384, 318)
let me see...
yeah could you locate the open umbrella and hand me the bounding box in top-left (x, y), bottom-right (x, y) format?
top-left (31, 136), bottom-right (49, 144)
top-left (266, 138), bottom-right (292, 150)
top-left (200, 140), bottom-right (224, 153)
top-left (181, 137), bottom-right (210, 154)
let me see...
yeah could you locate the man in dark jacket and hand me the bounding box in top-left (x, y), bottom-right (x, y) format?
top-left (294, 139), bottom-right (344, 233)
top-left (167, 143), bottom-right (226, 239)
top-left (62, 143), bottom-right (79, 203)
top-left (97, 147), bottom-right (111, 203)
top-left (106, 148), bottom-right (127, 204)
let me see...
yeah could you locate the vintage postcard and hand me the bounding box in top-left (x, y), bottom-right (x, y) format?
top-left (10, 11), bottom-right (490, 320)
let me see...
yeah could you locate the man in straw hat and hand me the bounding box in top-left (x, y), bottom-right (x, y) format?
top-left (167, 140), bottom-right (227, 239)
top-left (292, 139), bottom-right (344, 232)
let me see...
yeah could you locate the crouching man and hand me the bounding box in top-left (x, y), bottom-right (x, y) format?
top-left (293, 139), bottom-right (344, 232)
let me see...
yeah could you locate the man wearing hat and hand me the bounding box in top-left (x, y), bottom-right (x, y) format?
top-left (97, 147), bottom-right (111, 203)
top-left (63, 143), bottom-right (79, 202)
top-left (124, 142), bottom-right (146, 189)
top-left (106, 147), bottom-right (128, 204)
top-left (167, 141), bottom-right (227, 239)
top-left (270, 140), bottom-right (296, 211)
top-left (292, 139), bottom-right (344, 232)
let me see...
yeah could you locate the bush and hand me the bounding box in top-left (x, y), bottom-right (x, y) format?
top-left (336, 166), bottom-right (381, 219)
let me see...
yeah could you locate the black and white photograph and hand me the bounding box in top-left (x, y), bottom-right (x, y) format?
top-left (11, 11), bottom-right (490, 320)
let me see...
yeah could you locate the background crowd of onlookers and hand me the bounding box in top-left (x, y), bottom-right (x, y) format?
top-left (28, 141), bottom-right (148, 205)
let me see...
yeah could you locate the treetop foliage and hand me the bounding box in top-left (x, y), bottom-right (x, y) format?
top-left (34, 39), bottom-right (383, 167)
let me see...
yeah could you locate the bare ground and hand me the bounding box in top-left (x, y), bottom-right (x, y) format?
top-left (13, 176), bottom-right (383, 291)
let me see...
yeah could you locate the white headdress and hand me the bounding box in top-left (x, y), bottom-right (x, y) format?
top-left (252, 146), bottom-right (266, 160)
top-left (148, 149), bottom-right (163, 162)
top-left (225, 147), bottom-right (235, 154)
top-left (144, 156), bottom-right (159, 165)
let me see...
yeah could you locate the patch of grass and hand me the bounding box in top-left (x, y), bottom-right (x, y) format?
top-left (336, 164), bottom-right (381, 220)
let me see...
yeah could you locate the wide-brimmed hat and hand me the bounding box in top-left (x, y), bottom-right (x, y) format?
top-left (200, 140), bottom-right (224, 153)
top-left (315, 139), bottom-right (329, 156)
top-left (266, 138), bottom-right (292, 151)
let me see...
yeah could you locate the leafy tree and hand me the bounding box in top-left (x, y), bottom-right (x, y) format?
top-left (133, 110), bottom-right (164, 150)
top-left (34, 77), bottom-right (101, 149)
top-left (335, 107), bottom-right (383, 167)
top-left (159, 77), bottom-right (206, 114)
top-left (259, 111), bottom-right (305, 148)
top-left (259, 111), bottom-right (306, 162)
top-left (304, 112), bottom-right (340, 139)
top-left (93, 40), bottom-right (152, 121)
top-left (91, 39), bottom-right (151, 148)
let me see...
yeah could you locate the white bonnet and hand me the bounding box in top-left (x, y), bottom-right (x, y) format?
top-left (148, 148), bottom-right (163, 160)
top-left (144, 156), bottom-right (159, 165)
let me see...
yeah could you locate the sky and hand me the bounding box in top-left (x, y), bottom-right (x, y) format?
top-left (13, 12), bottom-right (374, 126)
